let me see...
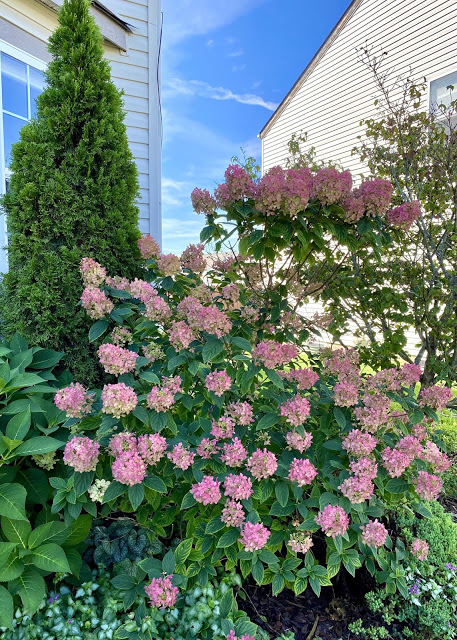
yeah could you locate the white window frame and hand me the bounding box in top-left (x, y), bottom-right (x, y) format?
top-left (0, 39), bottom-right (46, 272)
top-left (426, 64), bottom-right (457, 112)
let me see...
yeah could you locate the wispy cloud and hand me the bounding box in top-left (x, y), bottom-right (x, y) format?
top-left (228, 49), bottom-right (244, 57)
top-left (165, 78), bottom-right (278, 111)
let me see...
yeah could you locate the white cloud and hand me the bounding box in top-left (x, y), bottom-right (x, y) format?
top-left (164, 78), bottom-right (278, 111)
top-left (228, 49), bottom-right (244, 57)
top-left (161, 217), bottom-right (205, 249)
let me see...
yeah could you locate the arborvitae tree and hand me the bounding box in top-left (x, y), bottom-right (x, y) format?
top-left (1, 0), bottom-right (143, 383)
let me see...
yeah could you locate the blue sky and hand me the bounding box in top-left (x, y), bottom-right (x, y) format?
top-left (161, 0), bottom-right (352, 253)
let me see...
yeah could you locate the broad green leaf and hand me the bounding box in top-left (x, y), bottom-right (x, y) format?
top-left (5, 409), bottom-right (31, 441)
top-left (0, 484), bottom-right (27, 521)
top-left (139, 370), bottom-right (160, 385)
top-left (333, 407), bottom-right (346, 428)
top-left (0, 554), bottom-right (24, 581)
top-left (129, 484), bottom-right (144, 510)
top-left (29, 349), bottom-right (64, 370)
top-left (111, 574), bottom-right (136, 590)
top-left (205, 517), bottom-right (225, 535)
top-left (251, 561), bottom-right (264, 585)
top-left (256, 413), bottom-right (279, 431)
top-left (265, 368), bottom-right (284, 389)
top-left (28, 522), bottom-right (69, 549)
top-left (0, 585), bottom-right (13, 627)
top-left (17, 469), bottom-right (49, 505)
top-left (275, 481), bottom-right (289, 507)
top-left (1, 518), bottom-right (31, 547)
top-left (7, 373), bottom-right (44, 390)
top-left (133, 405), bottom-right (149, 425)
top-left (101, 481), bottom-right (126, 504)
top-left (14, 437), bottom-right (63, 457)
top-left (64, 515), bottom-right (92, 546)
top-left (15, 567), bottom-right (45, 614)
top-left (259, 549), bottom-right (278, 564)
top-left (174, 539), bottom-right (193, 565)
top-left (385, 478), bottom-right (409, 494)
top-left (74, 472), bottom-right (94, 497)
top-left (230, 337), bottom-right (252, 352)
top-left (31, 543), bottom-right (70, 572)
top-left (0, 543), bottom-right (17, 568)
top-left (162, 551), bottom-right (176, 574)
top-left (143, 475), bottom-right (167, 493)
top-left (65, 547), bottom-right (82, 577)
top-left (272, 573), bottom-right (285, 596)
top-left (89, 319), bottom-right (109, 342)
top-left (202, 339), bottom-right (224, 363)
top-left (217, 528), bottom-right (240, 548)
top-left (219, 588), bottom-right (234, 618)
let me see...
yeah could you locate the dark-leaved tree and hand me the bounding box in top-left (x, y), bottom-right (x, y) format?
top-left (1, 0), bottom-right (143, 383)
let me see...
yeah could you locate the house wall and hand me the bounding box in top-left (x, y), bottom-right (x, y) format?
top-left (0, 0), bottom-right (161, 246)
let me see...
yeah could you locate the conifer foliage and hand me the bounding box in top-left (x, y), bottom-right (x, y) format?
top-left (1, 0), bottom-right (143, 383)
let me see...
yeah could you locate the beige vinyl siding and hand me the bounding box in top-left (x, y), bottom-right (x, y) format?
top-left (0, 0), bottom-right (161, 239)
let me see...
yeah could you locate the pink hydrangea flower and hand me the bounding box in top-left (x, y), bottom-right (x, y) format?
top-left (101, 383), bottom-right (138, 418)
top-left (214, 164), bottom-right (257, 209)
top-left (112, 450), bottom-right (147, 486)
top-left (220, 438), bottom-right (248, 467)
top-left (196, 437), bottom-right (219, 459)
top-left (288, 531), bottom-right (313, 554)
top-left (137, 433), bottom-right (167, 465)
top-left (419, 385), bottom-right (453, 411)
top-left (226, 401), bottom-right (254, 425)
top-left (129, 279), bottom-right (158, 303)
top-left (252, 341), bottom-right (298, 369)
top-left (288, 458), bottom-right (317, 487)
top-left (354, 393), bottom-right (390, 432)
top-left (211, 417), bottom-right (235, 440)
top-left (279, 394), bottom-right (311, 427)
top-left (411, 538), bottom-right (429, 561)
top-left (396, 436), bottom-right (423, 460)
top-left (63, 436), bottom-right (100, 473)
top-left (381, 446), bottom-right (412, 478)
top-left (285, 167), bottom-right (313, 216)
top-left (315, 504), bottom-right (350, 538)
top-left (169, 320), bottom-right (196, 352)
top-left (341, 193), bottom-right (365, 222)
top-left (223, 473), bottom-right (253, 501)
top-left (356, 178), bottom-right (393, 216)
top-left (420, 441), bottom-right (451, 473)
top-left (285, 430), bottom-right (312, 453)
top-left (110, 327), bottom-right (133, 346)
top-left (108, 432), bottom-right (138, 457)
top-left (147, 386), bottom-right (175, 413)
top-left (227, 632), bottom-right (256, 640)
top-left (156, 253), bottom-right (181, 277)
top-left (334, 381), bottom-right (359, 407)
top-left (312, 168), bottom-right (352, 205)
top-left (360, 520), bottom-right (388, 548)
top-left (413, 470), bottom-right (442, 500)
top-left (342, 430), bottom-right (377, 457)
top-left (105, 275), bottom-right (131, 291)
top-left (386, 200), bottom-right (421, 230)
top-left (54, 382), bottom-right (94, 418)
top-left (162, 376), bottom-right (182, 394)
top-left (221, 499), bottom-right (245, 528)
top-left (398, 363), bottom-right (422, 386)
top-left (138, 234), bottom-right (161, 260)
top-left (191, 187), bottom-right (217, 215)
top-left (98, 343), bottom-right (138, 375)
top-left (81, 286), bottom-right (114, 319)
top-left (246, 449), bottom-right (278, 480)
top-left (339, 475), bottom-right (374, 503)
top-left (181, 243), bottom-right (206, 274)
top-left (323, 348), bottom-right (360, 384)
top-left (167, 443), bottom-right (195, 470)
top-left (239, 521), bottom-right (270, 552)
top-left (350, 457), bottom-right (378, 480)
top-left (255, 165), bottom-right (287, 215)
top-left (221, 283), bottom-right (240, 304)
top-left (205, 370), bottom-right (232, 396)
top-left (284, 368), bottom-right (319, 390)
top-left (200, 306), bottom-right (232, 337)
top-left (80, 257), bottom-right (106, 287)
top-left (190, 476), bottom-right (221, 505)
top-left (144, 295), bottom-right (172, 323)
top-left (145, 575), bottom-right (179, 608)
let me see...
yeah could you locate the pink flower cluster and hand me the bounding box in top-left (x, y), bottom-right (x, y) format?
top-left (224, 473), bottom-right (253, 500)
top-left (283, 368), bottom-right (319, 390)
top-left (205, 370), bottom-right (232, 396)
top-left (168, 321), bottom-right (195, 351)
top-left (144, 295), bottom-right (172, 323)
top-left (98, 343), bottom-right (138, 375)
top-left (221, 438), bottom-right (247, 467)
top-left (112, 450), bottom-right (146, 486)
top-left (333, 381), bottom-right (359, 407)
top-left (288, 531), bottom-right (313, 554)
top-left (360, 520), bottom-right (388, 548)
top-left (419, 385), bottom-right (453, 411)
top-left (81, 286), bottom-right (114, 319)
top-left (354, 393), bottom-right (390, 432)
top-left (255, 165), bottom-right (313, 217)
top-left (54, 382), bottom-right (94, 418)
top-left (252, 341), bottom-right (298, 369)
top-left (315, 504), bottom-right (350, 538)
top-left (342, 430), bottom-right (377, 457)
top-left (147, 376), bottom-right (182, 413)
top-left (80, 257), bottom-right (106, 287)
top-left (214, 164), bottom-right (257, 209)
top-left (279, 394), bottom-right (311, 427)
top-left (227, 631), bottom-right (255, 640)
top-left (221, 499), bottom-right (245, 527)
top-left (157, 253), bottom-right (181, 277)
top-left (323, 348), bottom-right (360, 385)
top-left (108, 432), bottom-right (138, 456)
top-left (238, 521), bottom-right (270, 552)
top-left (181, 243), bottom-right (206, 274)
top-left (190, 476), bottom-right (221, 505)
top-left (356, 178), bottom-right (393, 216)
top-left (288, 458), bottom-right (317, 487)
top-left (421, 441), bottom-right (451, 473)
top-left (196, 438), bottom-right (219, 459)
top-left (246, 449), bottom-right (278, 480)
top-left (145, 575), bottom-right (179, 609)
top-left (221, 283), bottom-right (240, 304)
top-left (138, 433), bottom-right (168, 465)
top-left (110, 326), bottom-right (133, 346)
top-left (339, 475), bottom-right (374, 504)
top-left (107, 432), bottom-right (167, 484)
top-left (398, 363), bottom-right (422, 386)
top-left (411, 538), bottom-right (429, 561)
top-left (414, 470), bottom-right (442, 500)
top-left (211, 417), bottom-right (235, 439)
top-left (101, 383), bottom-right (138, 418)
top-left (386, 200), bottom-right (421, 230)
top-left (285, 430), bottom-right (312, 453)
top-left (63, 436), bottom-right (100, 472)
top-left (191, 187), bottom-right (217, 215)
top-left (312, 168), bottom-right (352, 205)
top-left (138, 234), bottom-right (161, 260)
top-left (177, 296), bottom-right (232, 338)
top-left (167, 443), bottom-right (195, 470)
top-left (129, 279), bottom-right (157, 303)
top-left (226, 401), bottom-right (254, 425)
top-left (382, 447), bottom-right (412, 478)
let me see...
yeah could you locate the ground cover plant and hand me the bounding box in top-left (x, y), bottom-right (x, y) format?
top-left (38, 161), bottom-right (455, 638)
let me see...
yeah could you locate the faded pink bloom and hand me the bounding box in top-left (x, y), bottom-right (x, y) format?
top-left (288, 458), bottom-right (317, 487)
top-left (354, 393), bottom-right (390, 432)
top-left (54, 383), bottom-right (94, 418)
top-left (223, 473), bottom-right (253, 501)
top-left (137, 433), bottom-right (167, 465)
top-left (333, 381), bottom-right (359, 407)
top-left (191, 187), bottom-right (217, 215)
top-left (350, 457), bottom-right (378, 480)
top-left (239, 521), bottom-right (270, 552)
top-left (221, 283), bottom-right (240, 304)
top-left (144, 295), bottom-right (172, 323)
top-left (312, 168), bottom-right (352, 205)
top-left (98, 343), bottom-right (138, 376)
top-left (419, 385), bottom-right (453, 412)
top-left (285, 430), bottom-right (313, 453)
top-left (63, 436), bottom-right (100, 473)
top-left (169, 321), bottom-right (195, 352)
top-left (323, 348), bottom-right (360, 384)
top-left (220, 438), bottom-right (248, 467)
top-left (196, 437), bottom-right (219, 459)
top-left (138, 234), bottom-right (161, 260)
top-left (288, 531), bottom-right (313, 554)
top-left (112, 450), bottom-right (147, 486)
top-left (226, 401), bottom-right (255, 426)
top-left (129, 279), bottom-right (158, 303)
top-left (190, 476), bottom-right (222, 505)
top-left (382, 447), bottom-right (412, 478)
top-left (252, 341), bottom-right (298, 369)
top-left (227, 631), bottom-right (256, 640)
top-left (205, 370), bottom-right (232, 396)
top-left (181, 243), bottom-right (206, 274)
top-left (360, 520), bottom-right (388, 548)
top-left (396, 436), bottom-right (423, 460)
top-left (110, 327), bottom-right (133, 346)
top-left (420, 441), bottom-right (451, 473)
top-left (342, 430), bottom-right (377, 457)
top-left (214, 164), bottom-right (257, 209)
top-left (145, 575), bottom-right (179, 608)
top-left (108, 432), bottom-right (137, 457)
top-left (167, 443), bottom-right (195, 470)
top-left (200, 306), bottom-right (232, 337)
top-left (81, 286), bottom-right (114, 319)
top-left (284, 368), bottom-right (319, 390)
top-left (101, 383), bottom-right (138, 418)
top-left (280, 394), bottom-right (311, 427)
top-left (221, 499), bottom-right (245, 528)
top-left (255, 165), bottom-right (286, 215)
top-left (339, 475), bottom-right (374, 503)
top-left (157, 253), bottom-right (181, 277)
top-left (80, 257), bottom-right (106, 287)
top-left (147, 386), bottom-right (175, 412)
top-left (356, 178), bottom-right (393, 216)
top-left (413, 471), bottom-right (442, 500)
top-left (386, 200), bottom-right (421, 230)
top-left (246, 448), bottom-right (278, 480)
top-left (211, 417), bottom-right (235, 440)
top-left (398, 363), bottom-right (422, 386)
top-left (105, 275), bottom-right (131, 291)
top-left (163, 376), bottom-right (182, 394)
top-left (341, 193), bottom-right (365, 222)
top-left (315, 504), bottom-right (350, 538)
top-left (411, 538), bottom-right (429, 561)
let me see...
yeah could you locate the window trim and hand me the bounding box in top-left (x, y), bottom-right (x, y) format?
top-left (426, 65), bottom-right (457, 112)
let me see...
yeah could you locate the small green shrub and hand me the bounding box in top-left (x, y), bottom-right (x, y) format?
top-left (431, 410), bottom-right (457, 498)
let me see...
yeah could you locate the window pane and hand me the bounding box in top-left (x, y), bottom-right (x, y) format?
top-left (3, 112), bottom-right (25, 167)
top-left (1, 53), bottom-right (28, 118)
top-left (29, 67), bottom-right (45, 118)
top-left (430, 71), bottom-right (457, 108)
